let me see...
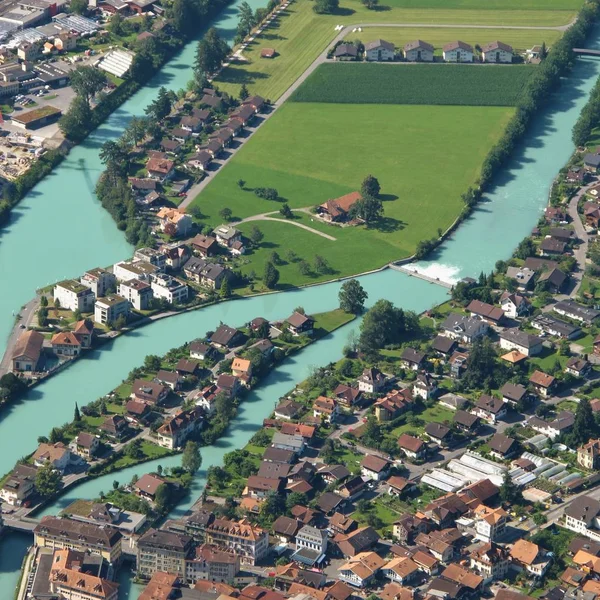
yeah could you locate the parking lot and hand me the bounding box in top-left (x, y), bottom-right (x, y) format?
top-left (1, 86), bottom-right (76, 142)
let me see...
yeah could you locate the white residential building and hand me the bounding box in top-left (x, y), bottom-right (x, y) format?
top-left (151, 274), bottom-right (189, 304)
top-left (80, 268), bottom-right (116, 298)
top-left (442, 41), bottom-right (474, 62)
top-left (94, 295), bottom-right (131, 325)
top-left (119, 279), bottom-right (153, 311)
top-left (54, 280), bottom-right (96, 313)
top-left (113, 260), bottom-right (159, 283)
top-left (481, 41), bottom-right (513, 63)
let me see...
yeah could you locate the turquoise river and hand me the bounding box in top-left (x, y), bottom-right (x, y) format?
top-left (1, 11), bottom-right (600, 600)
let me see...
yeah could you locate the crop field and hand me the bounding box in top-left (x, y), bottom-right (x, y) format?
top-left (291, 63), bottom-right (536, 106)
top-left (188, 102), bottom-right (513, 286)
top-left (353, 27), bottom-right (561, 55)
top-left (213, 0), bottom-right (571, 101)
top-left (380, 0), bottom-right (580, 8)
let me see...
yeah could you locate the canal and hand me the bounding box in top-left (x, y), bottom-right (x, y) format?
top-left (1, 18), bottom-right (600, 600)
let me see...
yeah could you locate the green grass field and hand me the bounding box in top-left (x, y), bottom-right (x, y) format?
top-left (292, 63), bottom-right (536, 106)
top-left (189, 102), bottom-right (512, 286)
top-left (213, 0), bottom-right (573, 100)
top-left (353, 26), bottom-right (561, 54)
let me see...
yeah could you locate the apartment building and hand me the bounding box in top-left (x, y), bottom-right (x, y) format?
top-left (205, 518), bottom-right (269, 565)
top-left (137, 528), bottom-right (193, 580)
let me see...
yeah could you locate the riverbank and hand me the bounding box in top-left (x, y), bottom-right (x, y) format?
top-left (2, 307), bottom-right (355, 524)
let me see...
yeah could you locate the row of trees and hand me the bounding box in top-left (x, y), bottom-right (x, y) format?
top-left (573, 74), bottom-right (600, 147)
top-left (479, 0), bottom-right (600, 191)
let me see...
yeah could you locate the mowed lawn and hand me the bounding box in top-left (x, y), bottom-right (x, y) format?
top-left (189, 102), bottom-right (513, 286)
top-left (214, 0), bottom-right (573, 100)
top-left (355, 27), bottom-right (561, 54)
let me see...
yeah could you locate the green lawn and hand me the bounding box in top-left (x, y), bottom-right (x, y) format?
top-left (530, 347), bottom-right (568, 371)
top-left (353, 26), bottom-right (561, 53)
top-left (112, 441), bottom-right (172, 469)
top-left (190, 102), bottom-right (512, 287)
top-left (389, 403), bottom-right (455, 437)
top-left (353, 499), bottom-right (400, 534)
top-left (214, 0), bottom-right (572, 100)
top-left (313, 309), bottom-right (356, 333)
top-left (328, 445), bottom-right (364, 474)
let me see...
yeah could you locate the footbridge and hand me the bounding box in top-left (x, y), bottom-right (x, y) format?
top-left (389, 264), bottom-right (454, 289)
top-left (573, 48), bottom-right (600, 56)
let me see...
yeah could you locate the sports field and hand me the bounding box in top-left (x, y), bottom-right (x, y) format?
top-left (213, 0), bottom-right (573, 101)
top-left (188, 102), bottom-right (514, 286)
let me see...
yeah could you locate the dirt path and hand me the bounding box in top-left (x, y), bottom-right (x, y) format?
top-left (238, 212), bottom-right (337, 240)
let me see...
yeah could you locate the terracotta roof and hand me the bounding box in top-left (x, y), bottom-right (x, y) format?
top-left (530, 370), bottom-right (555, 387)
top-left (398, 433), bottom-right (424, 452)
top-left (441, 563), bottom-right (483, 589)
top-left (12, 329), bottom-right (43, 362)
top-left (134, 474), bottom-right (164, 497)
top-left (319, 192), bottom-right (362, 218)
top-left (51, 568), bottom-right (119, 599)
top-left (510, 539), bottom-right (539, 565)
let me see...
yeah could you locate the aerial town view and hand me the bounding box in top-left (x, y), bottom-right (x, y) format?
top-left (8, 0), bottom-right (600, 599)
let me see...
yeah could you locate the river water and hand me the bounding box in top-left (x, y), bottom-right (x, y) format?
top-left (1, 13), bottom-right (600, 600)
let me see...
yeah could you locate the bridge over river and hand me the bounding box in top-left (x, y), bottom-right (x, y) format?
top-left (573, 48), bottom-right (600, 56)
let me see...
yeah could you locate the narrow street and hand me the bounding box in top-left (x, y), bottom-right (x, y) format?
top-left (0, 295), bottom-right (39, 378)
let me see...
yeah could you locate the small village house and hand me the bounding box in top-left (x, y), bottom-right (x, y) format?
top-left (481, 41), bottom-right (513, 63)
top-left (334, 43), bottom-right (358, 61)
top-left (403, 39), bottom-right (434, 62)
top-left (157, 208), bottom-right (193, 237)
top-left (12, 329), bottom-right (44, 372)
top-left (365, 39), bottom-right (395, 61)
top-left (442, 41), bottom-right (474, 62)
top-left (317, 192), bottom-right (361, 223)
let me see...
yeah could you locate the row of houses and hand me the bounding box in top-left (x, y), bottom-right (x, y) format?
top-left (334, 39), bottom-right (518, 63)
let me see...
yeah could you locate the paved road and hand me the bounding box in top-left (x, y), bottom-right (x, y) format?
top-left (567, 183), bottom-right (593, 298)
top-left (0, 295), bottom-right (39, 377)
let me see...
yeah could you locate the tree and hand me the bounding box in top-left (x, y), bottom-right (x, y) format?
top-left (239, 84), bottom-right (250, 101)
top-left (124, 116), bottom-right (148, 147)
top-left (540, 41), bottom-right (547, 60)
top-left (314, 255), bottom-right (330, 274)
top-left (37, 306), bottom-right (49, 327)
top-left (259, 491), bottom-right (285, 524)
top-left (220, 278), bottom-right (231, 298)
top-left (361, 0), bottom-right (379, 8)
top-left (249, 225), bottom-right (264, 245)
top-left (70, 67), bottom-right (107, 105)
top-left (195, 28), bottom-right (230, 75)
top-left (99, 140), bottom-right (130, 176)
top-left (570, 398), bottom-right (596, 447)
top-left (237, 179), bottom-right (246, 189)
top-left (125, 439), bottom-right (143, 459)
top-left (313, 0), bottom-right (339, 13)
top-left (269, 251), bottom-right (282, 265)
top-left (182, 441), bottom-right (202, 474)
top-left (515, 237), bottom-right (536, 260)
top-left (145, 87), bottom-right (172, 121)
top-left (359, 299), bottom-right (413, 357)
top-left (40, 295), bottom-right (48, 307)
top-left (170, 0), bottom-right (194, 35)
top-left (339, 279), bottom-right (368, 314)
top-left (54, 297), bottom-right (61, 309)
top-left (361, 174), bottom-right (381, 198)
top-left (219, 207), bottom-right (233, 221)
top-left (279, 203), bottom-right (293, 218)
top-left (69, 0), bottom-right (88, 14)
top-left (144, 355), bottom-right (162, 371)
top-left (59, 96), bottom-right (93, 142)
top-left (499, 471), bottom-right (521, 505)
top-left (299, 260), bottom-right (311, 276)
top-left (73, 402), bottom-right (81, 423)
top-left (35, 463), bottom-right (62, 498)
top-left (109, 12), bottom-right (126, 36)
top-left (236, 1), bottom-right (256, 39)
top-left (350, 194), bottom-right (383, 225)
top-left (462, 337), bottom-right (500, 390)
top-left (263, 262), bottom-right (280, 289)
top-left (154, 483), bottom-right (170, 512)
top-left (113, 480), bottom-right (119, 490)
